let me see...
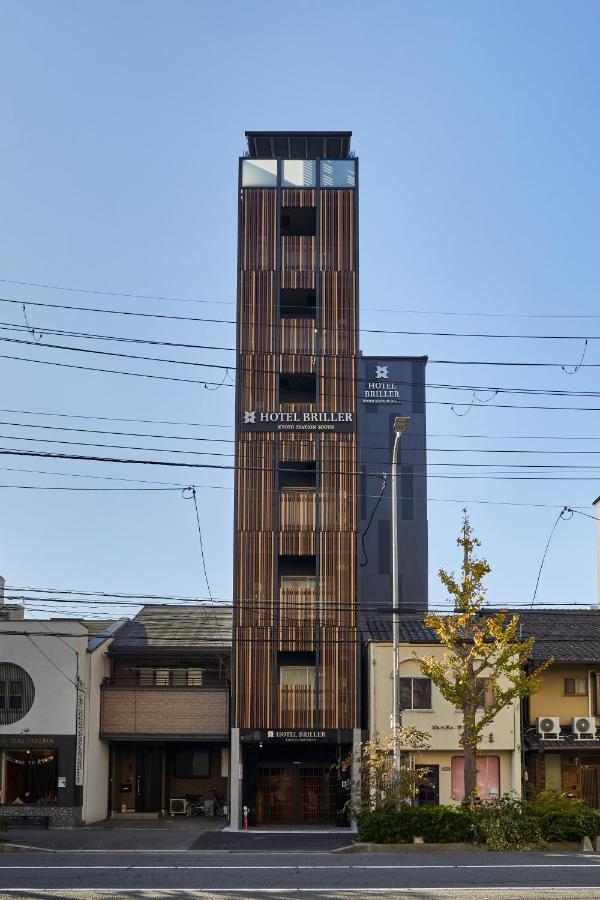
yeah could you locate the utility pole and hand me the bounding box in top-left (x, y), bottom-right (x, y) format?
top-left (391, 415), bottom-right (410, 783)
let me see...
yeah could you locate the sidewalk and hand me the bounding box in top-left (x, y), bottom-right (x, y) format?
top-left (1, 822), bottom-right (354, 853)
top-left (1, 817), bottom-right (224, 852)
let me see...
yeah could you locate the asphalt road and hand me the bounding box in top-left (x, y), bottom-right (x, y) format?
top-left (2, 850), bottom-right (600, 898)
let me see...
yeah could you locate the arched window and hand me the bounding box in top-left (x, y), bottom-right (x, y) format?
top-left (0, 663), bottom-right (35, 725)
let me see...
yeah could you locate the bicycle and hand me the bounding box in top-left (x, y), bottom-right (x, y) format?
top-left (185, 795), bottom-right (209, 817)
top-left (211, 788), bottom-right (227, 818)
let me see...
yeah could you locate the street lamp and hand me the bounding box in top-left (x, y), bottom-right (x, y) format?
top-left (391, 415), bottom-right (410, 781)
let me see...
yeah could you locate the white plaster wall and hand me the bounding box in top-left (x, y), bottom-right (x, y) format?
top-left (0, 620), bottom-right (87, 736)
top-left (368, 643), bottom-right (520, 753)
top-left (82, 641), bottom-right (112, 824)
top-left (595, 498), bottom-right (600, 604)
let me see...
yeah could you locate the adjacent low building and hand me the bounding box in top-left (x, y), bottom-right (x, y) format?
top-left (0, 584), bottom-right (125, 825)
top-left (100, 605), bottom-right (231, 819)
top-left (362, 617), bottom-right (522, 805)
top-left (521, 609), bottom-right (600, 807)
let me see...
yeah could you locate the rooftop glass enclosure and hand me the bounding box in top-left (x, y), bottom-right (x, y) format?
top-left (241, 158), bottom-right (356, 188)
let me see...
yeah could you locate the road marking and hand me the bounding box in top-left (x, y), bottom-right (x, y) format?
top-left (2, 863), bottom-right (600, 869)
top-left (2, 889), bottom-right (600, 894)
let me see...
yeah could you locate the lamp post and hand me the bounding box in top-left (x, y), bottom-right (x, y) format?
top-left (391, 415), bottom-right (410, 781)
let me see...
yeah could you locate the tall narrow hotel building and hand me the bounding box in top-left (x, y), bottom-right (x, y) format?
top-left (231, 132), bottom-right (360, 827)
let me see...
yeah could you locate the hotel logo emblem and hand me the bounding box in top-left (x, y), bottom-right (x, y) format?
top-left (243, 411), bottom-right (256, 424)
top-left (375, 365), bottom-right (389, 379)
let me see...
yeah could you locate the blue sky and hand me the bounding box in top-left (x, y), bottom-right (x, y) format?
top-left (1, 1), bottom-right (599, 618)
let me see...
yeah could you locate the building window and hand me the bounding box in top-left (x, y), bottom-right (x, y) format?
top-left (1, 750), bottom-right (57, 805)
top-left (241, 159), bottom-right (277, 187)
top-left (135, 667), bottom-right (205, 687)
top-left (399, 677), bottom-right (432, 710)
top-left (451, 756), bottom-right (500, 801)
top-left (174, 748), bottom-right (210, 779)
top-left (279, 373), bottom-right (316, 406)
top-left (280, 206), bottom-right (316, 237)
top-left (155, 669), bottom-right (170, 687)
top-left (279, 460), bottom-right (316, 490)
top-left (0, 663), bottom-right (35, 725)
top-left (282, 160), bottom-right (316, 188)
top-left (476, 678), bottom-right (494, 710)
top-left (319, 159), bottom-right (356, 188)
top-left (279, 288), bottom-right (316, 320)
top-left (565, 677), bottom-right (587, 696)
top-left (280, 666), bottom-right (316, 688)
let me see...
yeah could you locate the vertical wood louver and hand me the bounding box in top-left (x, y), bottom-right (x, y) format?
top-left (234, 164), bottom-right (359, 730)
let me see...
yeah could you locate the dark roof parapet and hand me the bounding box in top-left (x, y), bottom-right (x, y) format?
top-left (245, 131), bottom-right (352, 160)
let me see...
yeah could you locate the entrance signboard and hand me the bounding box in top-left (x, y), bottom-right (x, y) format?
top-left (241, 411), bottom-right (355, 433)
top-left (240, 729), bottom-right (354, 744)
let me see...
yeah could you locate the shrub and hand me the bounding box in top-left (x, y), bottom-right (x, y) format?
top-left (411, 805), bottom-right (474, 843)
top-left (537, 806), bottom-right (600, 841)
top-left (528, 791), bottom-right (600, 841)
top-left (355, 809), bottom-right (413, 843)
top-left (356, 805), bottom-right (473, 844)
top-left (471, 797), bottom-right (546, 852)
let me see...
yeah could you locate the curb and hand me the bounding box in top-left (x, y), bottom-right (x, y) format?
top-left (342, 842), bottom-right (487, 853)
top-left (0, 842), bottom-right (54, 853)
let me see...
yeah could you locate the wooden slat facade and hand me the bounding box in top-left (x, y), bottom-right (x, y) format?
top-left (234, 181), bottom-right (359, 730)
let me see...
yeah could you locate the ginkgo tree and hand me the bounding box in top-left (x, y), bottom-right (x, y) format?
top-left (416, 511), bottom-right (552, 805)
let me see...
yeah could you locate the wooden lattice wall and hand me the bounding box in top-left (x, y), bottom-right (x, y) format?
top-left (234, 183), bottom-right (358, 729)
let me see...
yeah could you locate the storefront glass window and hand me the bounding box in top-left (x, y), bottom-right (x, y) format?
top-left (1, 750), bottom-right (57, 805)
top-left (451, 755), bottom-right (500, 801)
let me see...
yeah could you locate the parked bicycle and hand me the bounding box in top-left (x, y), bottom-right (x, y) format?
top-left (211, 788), bottom-right (227, 818)
top-left (185, 795), bottom-right (209, 817)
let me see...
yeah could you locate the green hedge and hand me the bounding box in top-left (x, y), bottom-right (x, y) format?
top-left (537, 807), bottom-right (600, 841)
top-left (356, 806), bottom-right (473, 844)
top-left (356, 797), bottom-right (600, 848)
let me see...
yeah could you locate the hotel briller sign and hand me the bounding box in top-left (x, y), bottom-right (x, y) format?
top-left (361, 364), bottom-right (401, 405)
top-left (241, 410), bottom-right (355, 433)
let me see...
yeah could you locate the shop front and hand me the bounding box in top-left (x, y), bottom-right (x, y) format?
top-left (240, 729), bottom-right (353, 826)
top-left (0, 735), bottom-right (80, 826)
top-left (109, 739), bottom-right (229, 817)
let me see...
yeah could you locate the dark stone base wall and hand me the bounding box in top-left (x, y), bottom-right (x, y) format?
top-left (1, 804), bottom-right (82, 827)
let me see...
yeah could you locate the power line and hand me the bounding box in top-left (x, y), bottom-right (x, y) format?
top-left (4, 444), bottom-right (600, 481)
top-left (0, 406), bottom-right (233, 429)
top-left (0, 466), bottom-right (589, 509)
top-left (5, 320), bottom-right (600, 370)
top-left (4, 278), bottom-right (600, 319)
top-left (4, 294), bottom-right (600, 339)
top-left (5, 440), bottom-right (600, 474)
top-left (5, 415), bottom-right (600, 457)
top-left (6, 405), bottom-right (600, 447)
top-left (9, 349), bottom-right (600, 414)
top-left (8, 333), bottom-right (600, 402)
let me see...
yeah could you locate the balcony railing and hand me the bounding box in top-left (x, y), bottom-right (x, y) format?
top-left (279, 489), bottom-right (316, 531)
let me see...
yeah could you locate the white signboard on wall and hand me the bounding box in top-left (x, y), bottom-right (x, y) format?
top-left (75, 686), bottom-right (85, 787)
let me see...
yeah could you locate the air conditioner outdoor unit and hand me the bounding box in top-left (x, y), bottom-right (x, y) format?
top-left (170, 797), bottom-right (187, 816)
top-left (536, 716), bottom-right (560, 739)
top-left (572, 716), bottom-right (597, 739)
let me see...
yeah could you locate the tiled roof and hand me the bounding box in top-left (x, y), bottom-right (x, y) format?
top-left (361, 608), bottom-right (600, 663)
top-left (359, 616), bottom-right (436, 644)
top-left (518, 609), bottom-right (600, 663)
top-left (524, 730), bottom-right (600, 750)
top-left (109, 604), bottom-right (232, 651)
